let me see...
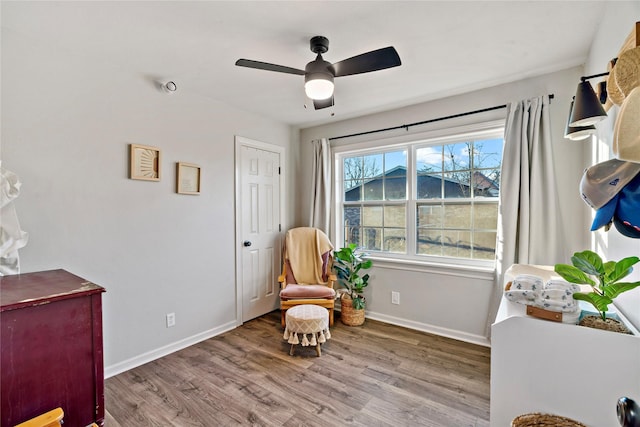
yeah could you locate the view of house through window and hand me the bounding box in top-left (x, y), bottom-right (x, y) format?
top-left (338, 126), bottom-right (504, 263)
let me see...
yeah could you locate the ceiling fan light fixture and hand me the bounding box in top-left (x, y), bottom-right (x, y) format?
top-left (235, 36), bottom-right (401, 109)
top-left (305, 77), bottom-right (334, 100)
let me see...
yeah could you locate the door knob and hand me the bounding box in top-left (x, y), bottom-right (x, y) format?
top-left (243, 241), bottom-right (252, 247)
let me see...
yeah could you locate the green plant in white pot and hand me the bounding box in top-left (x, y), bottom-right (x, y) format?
top-left (333, 243), bottom-right (373, 326)
top-left (554, 250), bottom-right (640, 332)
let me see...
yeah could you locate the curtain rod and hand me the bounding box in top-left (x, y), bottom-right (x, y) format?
top-left (329, 94), bottom-right (554, 141)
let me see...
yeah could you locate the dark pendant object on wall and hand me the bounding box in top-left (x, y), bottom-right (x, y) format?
top-left (618, 397), bottom-right (640, 427)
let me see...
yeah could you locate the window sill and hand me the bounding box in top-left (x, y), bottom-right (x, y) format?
top-left (366, 255), bottom-right (496, 280)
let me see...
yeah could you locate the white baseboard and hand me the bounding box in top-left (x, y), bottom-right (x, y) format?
top-left (364, 310), bottom-right (491, 348)
top-left (104, 320), bottom-right (237, 378)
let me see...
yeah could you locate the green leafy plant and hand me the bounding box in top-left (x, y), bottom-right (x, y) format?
top-left (333, 243), bottom-right (373, 310)
top-left (554, 250), bottom-right (640, 321)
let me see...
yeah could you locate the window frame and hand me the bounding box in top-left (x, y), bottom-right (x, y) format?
top-left (333, 120), bottom-right (505, 270)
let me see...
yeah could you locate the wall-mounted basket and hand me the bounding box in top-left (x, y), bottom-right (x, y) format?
top-left (603, 21), bottom-right (640, 110)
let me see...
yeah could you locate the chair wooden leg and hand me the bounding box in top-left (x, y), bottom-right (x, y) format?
top-left (281, 309), bottom-right (286, 328)
top-left (328, 308), bottom-right (334, 327)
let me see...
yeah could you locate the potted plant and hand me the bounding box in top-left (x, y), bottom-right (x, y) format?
top-left (554, 250), bottom-right (640, 334)
top-left (333, 243), bottom-right (373, 326)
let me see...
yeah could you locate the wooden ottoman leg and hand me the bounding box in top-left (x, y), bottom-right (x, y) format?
top-left (289, 343), bottom-right (295, 356)
top-left (316, 342), bottom-right (321, 357)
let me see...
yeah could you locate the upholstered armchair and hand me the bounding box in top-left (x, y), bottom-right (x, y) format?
top-left (279, 227), bottom-right (337, 327)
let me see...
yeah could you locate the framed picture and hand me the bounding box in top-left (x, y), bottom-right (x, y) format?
top-left (130, 144), bottom-right (161, 181)
top-left (176, 162), bottom-right (201, 195)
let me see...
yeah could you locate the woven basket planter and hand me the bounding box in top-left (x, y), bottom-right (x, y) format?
top-left (511, 413), bottom-right (587, 427)
top-left (579, 315), bottom-right (633, 334)
top-left (340, 295), bottom-right (365, 326)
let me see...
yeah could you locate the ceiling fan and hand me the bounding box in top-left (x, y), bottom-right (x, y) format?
top-left (235, 36), bottom-right (401, 110)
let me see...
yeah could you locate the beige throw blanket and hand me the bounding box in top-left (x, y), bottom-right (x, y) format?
top-left (285, 227), bottom-right (333, 284)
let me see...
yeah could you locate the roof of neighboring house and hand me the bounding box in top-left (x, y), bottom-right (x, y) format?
top-left (344, 166), bottom-right (499, 197)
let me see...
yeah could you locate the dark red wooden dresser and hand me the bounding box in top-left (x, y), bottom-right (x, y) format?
top-left (1, 269), bottom-right (105, 427)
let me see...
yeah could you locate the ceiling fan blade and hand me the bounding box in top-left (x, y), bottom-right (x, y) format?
top-left (313, 96), bottom-right (334, 110)
top-left (235, 59), bottom-right (305, 76)
top-left (332, 46), bottom-right (401, 77)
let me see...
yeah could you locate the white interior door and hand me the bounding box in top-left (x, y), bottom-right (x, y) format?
top-left (235, 137), bottom-right (283, 323)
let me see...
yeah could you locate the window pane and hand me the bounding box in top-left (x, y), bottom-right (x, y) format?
top-left (344, 157), bottom-right (363, 180)
top-left (417, 204), bottom-right (443, 228)
top-left (416, 146), bottom-right (442, 173)
top-left (474, 203), bottom-right (498, 229)
top-left (442, 230), bottom-right (471, 258)
top-left (385, 177), bottom-right (406, 200)
top-left (384, 151), bottom-right (407, 174)
top-left (443, 142), bottom-right (470, 172)
top-left (444, 204), bottom-right (471, 229)
top-left (343, 207), bottom-right (361, 247)
top-left (344, 180), bottom-right (362, 201)
top-left (363, 206), bottom-right (383, 227)
top-left (364, 179), bottom-right (383, 200)
top-left (362, 154), bottom-right (383, 179)
top-left (384, 229), bottom-right (406, 253)
top-left (473, 231), bottom-right (496, 259)
top-left (384, 205), bottom-right (405, 227)
top-left (417, 229), bottom-right (442, 256)
top-left (344, 206), bottom-right (361, 227)
top-left (444, 171), bottom-right (471, 198)
top-left (363, 227), bottom-right (382, 251)
top-left (473, 138), bottom-right (503, 169)
top-left (345, 227), bottom-right (361, 247)
top-left (473, 169), bottom-right (500, 198)
top-left (417, 173), bottom-right (442, 199)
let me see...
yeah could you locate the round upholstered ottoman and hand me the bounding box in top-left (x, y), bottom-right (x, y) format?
top-left (283, 304), bottom-right (331, 356)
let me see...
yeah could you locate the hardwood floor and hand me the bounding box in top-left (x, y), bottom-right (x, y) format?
top-left (105, 311), bottom-right (490, 426)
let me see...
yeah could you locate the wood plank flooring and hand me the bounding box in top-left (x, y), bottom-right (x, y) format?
top-left (105, 311), bottom-right (490, 426)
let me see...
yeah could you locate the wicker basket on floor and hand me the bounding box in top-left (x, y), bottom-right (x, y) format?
top-left (340, 295), bottom-right (365, 326)
top-left (511, 413), bottom-right (587, 427)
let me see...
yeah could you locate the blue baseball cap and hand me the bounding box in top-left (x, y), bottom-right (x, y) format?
top-left (591, 172), bottom-right (640, 238)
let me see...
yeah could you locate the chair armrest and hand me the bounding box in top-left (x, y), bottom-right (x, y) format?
top-left (278, 274), bottom-right (286, 289)
top-left (328, 274), bottom-right (337, 288)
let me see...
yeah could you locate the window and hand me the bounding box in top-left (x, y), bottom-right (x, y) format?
top-left (336, 123), bottom-right (504, 265)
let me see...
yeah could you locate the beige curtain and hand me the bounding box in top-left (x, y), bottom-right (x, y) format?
top-left (309, 138), bottom-right (332, 234)
top-left (487, 95), bottom-right (566, 335)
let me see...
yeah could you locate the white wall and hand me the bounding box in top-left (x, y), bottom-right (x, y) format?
top-left (1, 27), bottom-right (295, 375)
top-left (584, 6), bottom-right (640, 329)
top-left (299, 68), bottom-right (591, 344)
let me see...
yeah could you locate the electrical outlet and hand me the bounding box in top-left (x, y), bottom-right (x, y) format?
top-left (166, 312), bottom-right (176, 328)
top-left (391, 291), bottom-right (400, 305)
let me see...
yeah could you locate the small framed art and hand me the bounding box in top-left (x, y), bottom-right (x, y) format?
top-left (130, 144), bottom-right (161, 181)
top-left (176, 162), bottom-right (201, 195)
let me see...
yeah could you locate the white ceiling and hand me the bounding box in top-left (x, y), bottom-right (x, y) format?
top-left (2, 1), bottom-right (608, 128)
